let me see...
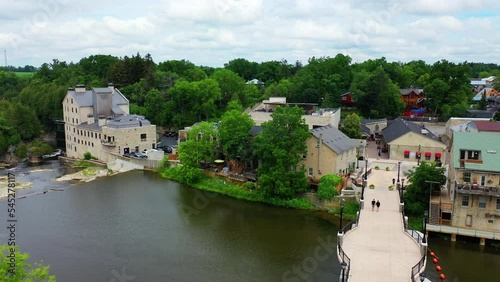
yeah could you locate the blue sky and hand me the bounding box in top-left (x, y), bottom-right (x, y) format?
top-left (1, 0), bottom-right (499, 68)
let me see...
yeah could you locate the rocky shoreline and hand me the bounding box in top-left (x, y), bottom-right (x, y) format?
top-left (0, 175), bottom-right (32, 200)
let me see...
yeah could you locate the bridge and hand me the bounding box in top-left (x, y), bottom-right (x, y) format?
top-left (337, 160), bottom-right (427, 282)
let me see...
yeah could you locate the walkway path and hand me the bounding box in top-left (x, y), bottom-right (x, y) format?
top-left (342, 159), bottom-right (422, 282)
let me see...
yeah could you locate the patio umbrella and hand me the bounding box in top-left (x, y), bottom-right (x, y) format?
top-left (214, 159), bottom-right (225, 163)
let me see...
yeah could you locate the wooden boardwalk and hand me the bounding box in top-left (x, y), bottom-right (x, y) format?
top-left (342, 162), bottom-right (422, 282)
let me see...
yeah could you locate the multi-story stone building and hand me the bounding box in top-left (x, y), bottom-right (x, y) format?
top-left (449, 132), bottom-right (500, 233)
top-left (62, 84), bottom-right (157, 162)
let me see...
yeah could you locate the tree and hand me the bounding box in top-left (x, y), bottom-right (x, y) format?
top-left (178, 122), bottom-right (219, 168)
top-left (403, 161), bottom-right (446, 216)
top-left (218, 109), bottom-right (254, 160)
top-left (424, 78), bottom-right (449, 116)
top-left (340, 113), bottom-right (362, 139)
top-left (0, 245), bottom-right (56, 281)
top-left (224, 58), bottom-right (258, 81)
top-left (317, 174), bottom-right (342, 200)
top-left (254, 106), bottom-right (311, 198)
top-left (144, 88), bottom-right (167, 125)
top-left (211, 69), bottom-right (246, 111)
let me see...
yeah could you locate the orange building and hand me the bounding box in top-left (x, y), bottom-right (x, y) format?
top-left (400, 89), bottom-right (426, 110)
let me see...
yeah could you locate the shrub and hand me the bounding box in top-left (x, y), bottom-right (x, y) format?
top-left (375, 165), bottom-right (380, 170)
top-left (15, 143), bottom-right (28, 158)
top-left (369, 184), bottom-right (375, 189)
top-left (242, 182), bottom-right (256, 190)
top-left (318, 174), bottom-right (342, 200)
top-left (83, 152), bottom-right (92, 160)
top-left (386, 166), bottom-right (390, 171)
top-left (388, 185), bottom-right (394, 190)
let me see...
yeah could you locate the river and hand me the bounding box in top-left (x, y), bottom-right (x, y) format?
top-left (1, 162), bottom-right (499, 281)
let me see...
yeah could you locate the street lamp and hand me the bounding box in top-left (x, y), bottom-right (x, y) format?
top-left (361, 158), bottom-right (368, 200)
top-left (423, 210), bottom-right (428, 243)
top-left (397, 161), bottom-right (401, 190)
top-left (417, 145), bottom-right (421, 165)
top-left (339, 199), bottom-right (345, 233)
top-left (341, 261), bottom-right (347, 282)
top-left (400, 178), bottom-right (405, 203)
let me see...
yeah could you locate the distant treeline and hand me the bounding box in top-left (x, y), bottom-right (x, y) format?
top-left (0, 53), bottom-right (499, 156)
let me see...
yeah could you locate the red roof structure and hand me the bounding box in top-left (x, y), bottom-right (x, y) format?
top-left (473, 121), bottom-right (500, 132)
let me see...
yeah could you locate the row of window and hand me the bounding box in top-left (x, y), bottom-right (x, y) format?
top-left (462, 196), bottom-right (500, 209)
top-left (462, 172), bottom-right (500, 186)
top-left (65, 116), bottom-right (79, 124)
top-left (64, 106), bottom-right (78, 114)
top-left (66, 98), bottom-right (74, 104)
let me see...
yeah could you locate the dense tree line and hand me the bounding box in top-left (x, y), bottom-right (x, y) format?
top-left (1, 53), bottom-right (500, 156)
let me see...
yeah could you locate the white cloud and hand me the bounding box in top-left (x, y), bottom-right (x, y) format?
top-left (1, 0), bottom-right (500, 67)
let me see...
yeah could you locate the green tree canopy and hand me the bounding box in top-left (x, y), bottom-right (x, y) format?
top-left (1, 245), bottom-right (56, 281)
top-left (403, 161), bottom-right (447, 216)
top-left (218, 109), bottom-right (254, 160)
top-left (318, 174), bottom-right (342, 200)
top-left (144, 88), bottom-right (167, 125)
top-left (254, 106), bottom-right (310, 198)
top-left (340, 113), bottom-right (362, 139)
top-left (178, 122), bottom-right (219, 168)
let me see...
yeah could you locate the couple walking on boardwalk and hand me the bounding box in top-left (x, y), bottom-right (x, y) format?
top-left (371, 199), bottom-right (380, 211)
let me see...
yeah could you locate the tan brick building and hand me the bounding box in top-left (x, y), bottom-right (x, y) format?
top-left (62, 84), bottom-right (157, 162)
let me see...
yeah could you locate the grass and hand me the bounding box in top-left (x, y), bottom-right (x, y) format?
top-left (73, 160), bottom-right (104, 168)
top-left (14, 72), bottom-right (34, 77)
top-left (157, 167), bottom-right (315, 210)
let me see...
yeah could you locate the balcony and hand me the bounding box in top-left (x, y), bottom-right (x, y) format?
top-left (101, 140), bottom-right (116, 147)
top-left (456, 182), bottom-right (500, 196)
top-left (459, 159), bottom-right (483, 168)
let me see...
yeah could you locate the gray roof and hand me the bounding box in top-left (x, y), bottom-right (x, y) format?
top-left (107, 115), bottom-right (151, 129)
top-left (311, 125), bottom-right (355, 154)
top-left (361, 118), bottom-right (387, 125)
top-left (361, 124), bottom-right (370, 135)
top-left (68, 87), bottom-right (129, 108)
top-left (467, 110), bottom-right (496, 119)
top-left (77, 122), bottom-right (103, 132)
top-left (400, 89), bottom-right (424, 96)
top-left (382, 118), bottom-right (439, 143)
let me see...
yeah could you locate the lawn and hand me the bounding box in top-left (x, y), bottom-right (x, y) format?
top-left (14, 72), bottom-right (35, 77)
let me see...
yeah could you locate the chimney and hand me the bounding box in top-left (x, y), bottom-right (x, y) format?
top-left (108, 83), bottom-right (114, 93)
top-left (75, 84), bottom-right (86, 93)
top-left (88, 114), bottom-right (95, 125)
top-left (98, 115), bottom-right (106, 127)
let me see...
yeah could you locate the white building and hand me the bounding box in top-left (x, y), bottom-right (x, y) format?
top-left (62, 84), bottom-right (157, 162)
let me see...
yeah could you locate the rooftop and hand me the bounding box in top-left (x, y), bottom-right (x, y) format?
top-left (453, 132), bottom-right (500, 172)
top-left (311, 125), bottom-right (355, 154)
top-left (472, 120), bottom-right (500, 132)
top-left (382, 118), bottom-right (440, 143)
top-left (399, 89), bottom-right (424, 96)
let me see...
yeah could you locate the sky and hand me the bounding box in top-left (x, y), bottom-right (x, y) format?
top-left (1, 0), bottom-right (499, 68)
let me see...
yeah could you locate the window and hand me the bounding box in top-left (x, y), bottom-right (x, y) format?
top-left (76, 119), bottom-right (78, 124)
top-left (463, 172), bottom-right (471, 183)
top-left (71, 108), bottom-right (73, 113)
top-left (478, 197), bottom-right (486, 208)
top-left (302, 154), bottom-right (307, 160)
top-left (496, 199), bottom-right (500, 210)
top-left (75, 108), bottom-right (77, 113)
top-left (462, 195), bottom-right (469, 206)
top-left (141, 133), bottom-right (147, 141)
top-left (481, 176), bottom-right (486, 186)
top-left (71, 98), bottom-right (73, 104)
top-left (465, 215), bottom-right (472, 227)
top-left (308, 168), bottom-right (313, 176)
top-left (467, 150), bottom-right (480, 160)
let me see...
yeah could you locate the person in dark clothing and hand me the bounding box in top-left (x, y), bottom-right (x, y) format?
top-left (371, 199), bottom-right (376, 211)
top-left (376, 200), bottom-right (380, 212)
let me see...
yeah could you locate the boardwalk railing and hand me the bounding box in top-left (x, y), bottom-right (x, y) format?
top-left (402, 209), bottom-right (426, 281)
top-left (336, 210), bottom-right (360, 281)
top-left (410, 254), bottom-right (426, 282)
top-left (337, 242), bottom-right (351, 281)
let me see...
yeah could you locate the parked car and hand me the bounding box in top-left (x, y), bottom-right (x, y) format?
top-left (131, 151), bottom-right (147, 159)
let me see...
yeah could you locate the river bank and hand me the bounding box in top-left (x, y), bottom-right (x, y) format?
top-left (157, 166), bottom-right (359, 219)
top-left (0, 175), bottom-right (32, 200)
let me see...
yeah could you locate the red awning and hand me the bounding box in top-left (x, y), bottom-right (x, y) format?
top-left (435, 152), bottom-right (442, 157)
top-left (425, 152), bottom-right (432, 157)
top-left (404, 150), bottom-right (410, 154)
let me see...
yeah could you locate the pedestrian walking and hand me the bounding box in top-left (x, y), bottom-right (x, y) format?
top-left (376, 200), bottom-right (380, 212)
top-left (371, 199), bottom-right (376, 211)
